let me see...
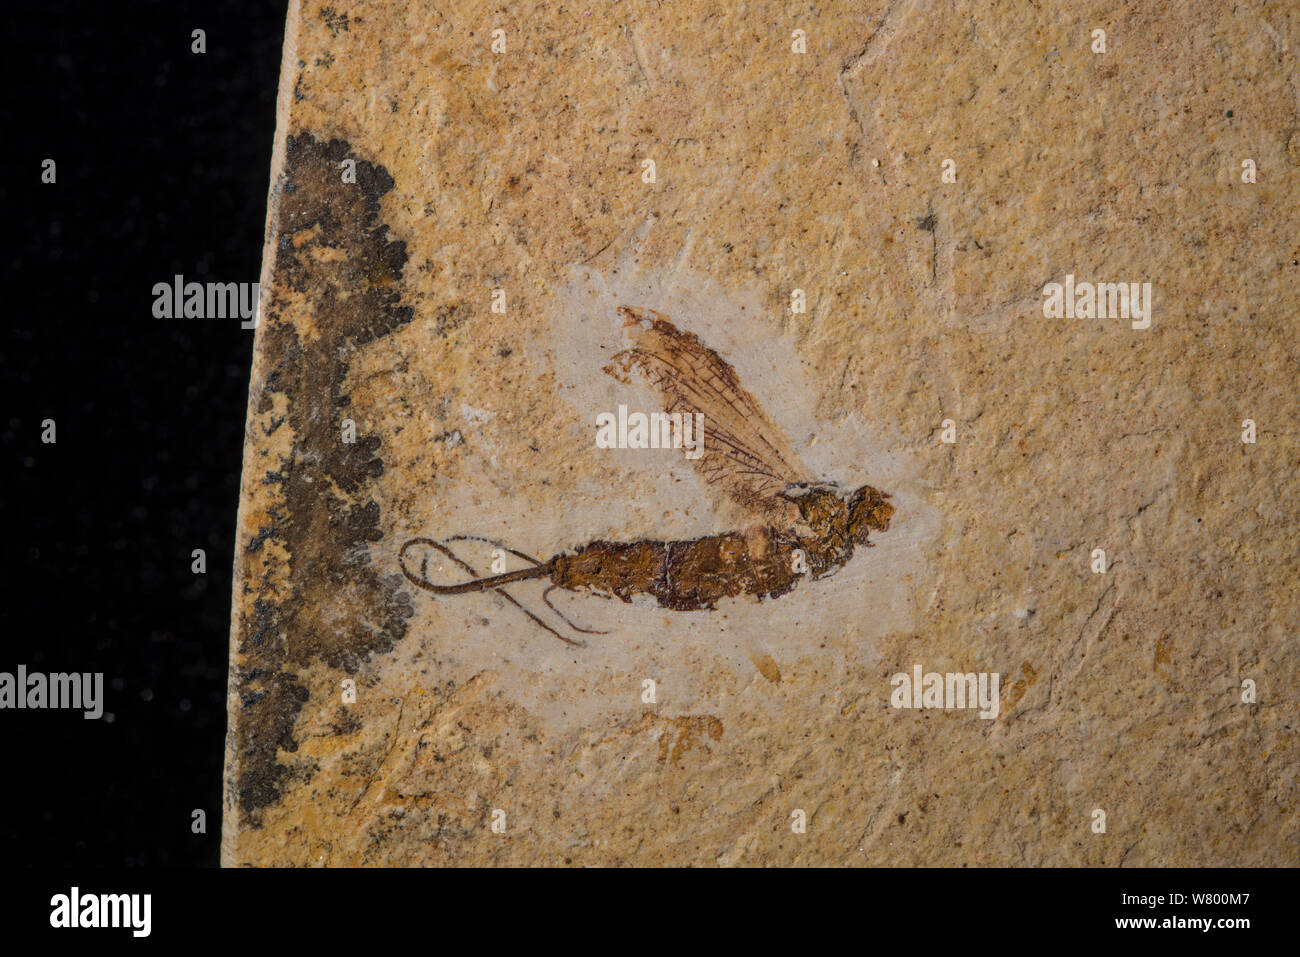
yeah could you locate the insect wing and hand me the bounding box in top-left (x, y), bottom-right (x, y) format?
top-left (604, 307), bottom-right (811, 524)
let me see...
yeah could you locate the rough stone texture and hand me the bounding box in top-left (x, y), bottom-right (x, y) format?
top-left (223, 0), bottom-right (1299, 865)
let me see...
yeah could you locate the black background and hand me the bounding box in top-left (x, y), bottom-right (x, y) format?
top-left (3, 1), bottom-right (287, 867)
top-left (0, 8), bottom-right (1289, 933)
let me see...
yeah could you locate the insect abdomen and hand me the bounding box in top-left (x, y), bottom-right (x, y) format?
top-left (551, 540), bottom-right (669, 604)
top-left (553, 534), bottom-right (805, 611)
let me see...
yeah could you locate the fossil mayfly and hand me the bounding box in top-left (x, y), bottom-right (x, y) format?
top-left (400, 305), bottom-right (895, 646)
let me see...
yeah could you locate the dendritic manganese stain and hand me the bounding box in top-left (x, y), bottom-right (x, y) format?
top-left (231, 132), bottom-right (414, 826)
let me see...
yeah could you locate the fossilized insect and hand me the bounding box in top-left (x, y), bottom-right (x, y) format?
top-left (400, 306), bottom-right (894, 646)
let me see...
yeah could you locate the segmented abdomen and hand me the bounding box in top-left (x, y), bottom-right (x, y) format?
top-left (551, 534), bottom-right (805, 611)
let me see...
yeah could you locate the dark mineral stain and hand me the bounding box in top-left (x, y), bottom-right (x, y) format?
top-left (432, 301), bottom-right (471, 337)
top-left (319, 7), bottom-right (351, 37)
top-left (233, 132), bottom-right (415, 827)
top-left (328, 707), bottom-right (363, 737)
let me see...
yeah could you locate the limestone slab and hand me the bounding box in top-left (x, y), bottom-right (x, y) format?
top-left (223, 0), bottom-right (1299, 866)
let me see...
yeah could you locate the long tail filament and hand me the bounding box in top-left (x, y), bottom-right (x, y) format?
top-left (399, 537), bottom-right (586, 647)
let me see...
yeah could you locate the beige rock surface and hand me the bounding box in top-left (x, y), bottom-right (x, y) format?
top-left (223, 0), bottom-right (1299, 865)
